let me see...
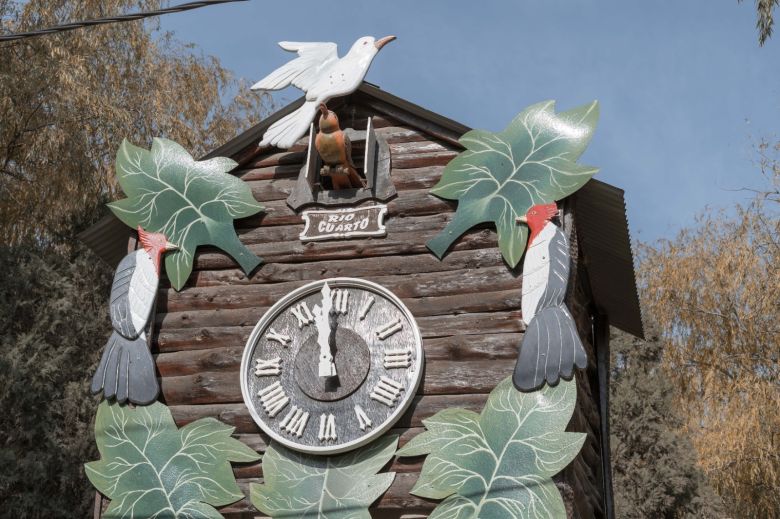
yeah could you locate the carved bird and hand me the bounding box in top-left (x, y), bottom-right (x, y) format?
top-left (512, 202), bottom-right (587, 392)
top-left (315, 103), bottom-right (365, 190)
top-left (90, 227), bottom-right (176, 405)
top-left (252, 35), bottom-right (396, 149)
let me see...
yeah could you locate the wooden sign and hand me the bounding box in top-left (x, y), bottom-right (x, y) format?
top-left (299, 205), bottom-right (387, 242)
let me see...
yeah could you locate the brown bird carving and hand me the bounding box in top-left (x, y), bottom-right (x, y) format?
top-left (315, 103), bottom-right (366, 190)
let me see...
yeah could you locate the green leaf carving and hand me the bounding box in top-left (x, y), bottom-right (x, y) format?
top-left (251, 435), bottom-right (398, 518)
top-left (426, 101), bottom-right (599, 267)
top-left (85, 400), bottom-right (260, 518)
top-left (397, 377), bottom-right (584, 518)
top-left (108, 138), bottom-right (264, 290)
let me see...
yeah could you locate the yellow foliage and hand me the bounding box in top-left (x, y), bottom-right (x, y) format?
top-left (0, 0), bottom-right (272, 245)
top-left (640, 166), bottom-right (779, 515)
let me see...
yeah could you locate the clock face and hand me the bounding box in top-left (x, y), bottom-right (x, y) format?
top-left (240, 277), bottom-right (424, 455)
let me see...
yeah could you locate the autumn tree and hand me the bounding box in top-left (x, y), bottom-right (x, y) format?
top-left (739, 0), bottom-right (778, 45)
top-left (0, 0), bottom-right (271, 246)
top-left (0, 2), bottom-right (271, 517)
top-left (639, 161), bottom-right (779, 516)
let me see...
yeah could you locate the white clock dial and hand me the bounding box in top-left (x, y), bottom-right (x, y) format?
top-left (240, 278), bottom-right (424, 455)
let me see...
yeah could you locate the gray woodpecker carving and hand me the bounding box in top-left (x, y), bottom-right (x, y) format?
top-left (513, 202), bottom-right (587, 392)
top-left (90, 227), bottom-right (176, 405)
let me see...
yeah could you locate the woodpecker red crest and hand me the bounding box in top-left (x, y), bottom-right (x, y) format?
top-left (137, 226), bottom-right (175, 274)
top-left (520, 202), bottom-right (559, 245)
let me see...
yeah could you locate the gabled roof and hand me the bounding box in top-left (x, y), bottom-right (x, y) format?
top-left (79, 82), bottom-right (643, 338)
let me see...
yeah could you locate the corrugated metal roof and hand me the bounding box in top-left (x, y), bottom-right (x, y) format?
top-left (574, 179), bottom-right (644, 338)
top-left (79, 83), bottom-right (644, 338)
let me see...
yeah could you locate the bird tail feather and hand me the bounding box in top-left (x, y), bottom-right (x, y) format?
top-left (260, 100), bottom-right (318, 149)
top-left (91, 331), bottom-right (159, 405)
top-left (512, 304), bottom-right (587, 392)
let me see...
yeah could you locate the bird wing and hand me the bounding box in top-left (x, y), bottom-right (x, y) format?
top-left (251, 42), bottom-right (338, 93)
top-left (109, 250), bottom-right (158, 339)
top-left (536, 226), bottom-right (570, 309)
top-left (304, 55), bottom-right (365, 102)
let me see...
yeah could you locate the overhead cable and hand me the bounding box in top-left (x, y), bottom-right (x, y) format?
top-left (0, 0), bottom-right (247, 43)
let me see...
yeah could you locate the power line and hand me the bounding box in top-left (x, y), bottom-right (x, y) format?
top-left (0, 0), bottom-right (247, 43)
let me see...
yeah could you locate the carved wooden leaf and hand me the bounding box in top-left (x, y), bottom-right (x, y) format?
top-left (397, 377), bottom-right (584, 518)
top-left (426, 101), bottom-right (599, 267)
top-left (85, 400), bottom-right (259, 518)
top-left (250, 435), bottom-right (397, 518)
top-left (108, 138), bottom-right (264, 290)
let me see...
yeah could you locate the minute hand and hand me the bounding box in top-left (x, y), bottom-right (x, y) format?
top-left (315, 283), bottom-right (337, 378)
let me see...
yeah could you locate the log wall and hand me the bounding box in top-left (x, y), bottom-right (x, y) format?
top-left (142, 102), bottom-right (605, 518)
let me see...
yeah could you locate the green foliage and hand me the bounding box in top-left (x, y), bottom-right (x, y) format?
top-left (109, 138), bottom-right (264, 289)
top-left (0, 244), bottom-right (111, 518)
top-left (397, 377), bottom-right (584, 518)
top-left (86, 400), bottom-right (259, 518)
top-left (426, 101), bottom-right (599, 267)
top-left (251, 436), bottom-right (397, 518)
top-left (609, 327), bottom-right (725, 518)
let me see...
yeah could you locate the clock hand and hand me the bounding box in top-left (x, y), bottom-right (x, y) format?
top-left (315, 283), bottom-right (337, 378)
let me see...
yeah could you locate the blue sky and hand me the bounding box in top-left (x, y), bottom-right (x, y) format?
top-left (160, 0), bottom-right (779, 243)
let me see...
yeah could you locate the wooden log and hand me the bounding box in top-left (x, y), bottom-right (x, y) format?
top-left (159, 359), bottom-right (513, 405)
top-left (241, 164), bottom-right (445, 204)
top-left (155, 332), bottom-right (522, 377)
top-left (191, 225), bottom-right (493, 272)
top-left (237, 163), bottom-right (301, 182)
top-left (389, 140), bottom-right (450, 155)
top-left (249, 149), bottom-right (307, 168)
top-left (222, 473), bottom-right (434, 516)
top-left (161, 264), bottom-right (518, 312)
top-left (231, 211), bottom-right (455, 248)
top-left (158, 289), bottom-right (520, 333)
top-left (157, 284), bottom-right (523, 329)
top-left (390, 150), bottom-right (458, 169)
top-left (156, 310), bottom-right (523, 346)
top-left (231, 454), bottom-right (424, 480)
top-left (232, 427), bottom-right (424, 455)
top-left (180, 247), bottom-right (503, 288)
top-left (168, 393), bottom-right (490, 433)
top-left (232, 187), bottom-right (454, 230)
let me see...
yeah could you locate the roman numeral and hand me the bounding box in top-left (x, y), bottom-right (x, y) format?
top-left (279, 406), bottom-right (309, 438)
top-left (354, 405), bottom-right (372, 431)
top-left (370, 376), bottom-right (404, 407)
top-left (376, 317), bottom-right (403, 340)
top-left (318, 413), bottom-right (337, 442)
top-left (266, 328), bottom-right (291, 347)
top-left (332, 289), bottom-right (349, 315)
top-left (383, 346), bottom-right (412, 369)
top-left (257, 381), bottom-right (289, 417)
top-left (359, 296), bottom-right (375, 320)
top-left (291, 302), bottom-right (314, 328)
top-left (254, 357), bottom-right (282, 376)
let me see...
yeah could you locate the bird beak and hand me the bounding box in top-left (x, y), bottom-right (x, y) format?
top-left (516, 215), bottom-right (528, 224)
top-left (165, 241), bottom-right (178, 252)
top-left (374, 35), bottom-right (396, 50)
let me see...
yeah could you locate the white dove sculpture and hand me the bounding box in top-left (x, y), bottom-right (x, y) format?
top-left (252, 35), bottom-right (396, 149)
